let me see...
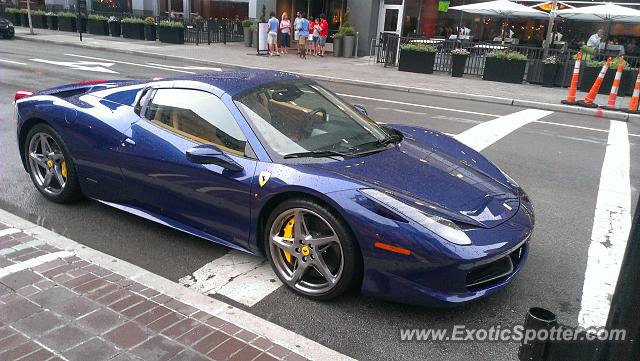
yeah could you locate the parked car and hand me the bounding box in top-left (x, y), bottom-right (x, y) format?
top-left (13, 70), bottom-right (534, 306)
top-left (0, 17), bottom-right (15, 39)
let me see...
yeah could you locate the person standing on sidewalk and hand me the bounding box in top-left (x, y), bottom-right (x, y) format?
top-left (293, 12), bottom-right (301, 54)
top-left (280, 13), bottom-right (291, 55)
top-left (312, 17), bottom-right (321, 56)
top-left (297, 12), bottom-right (309, 59)
top-left (318, 14), bottom-right (329, 57)
top-left (267, 12), bottom-right (280, 56)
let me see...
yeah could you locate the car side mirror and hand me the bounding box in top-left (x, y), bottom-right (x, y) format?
top-left (353, 104), bottom-right (368, 116)
top-left (186, 144), bottom-right (243, 172)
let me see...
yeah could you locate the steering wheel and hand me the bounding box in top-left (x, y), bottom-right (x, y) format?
top-left (302, 107), bottom-right (328, 137)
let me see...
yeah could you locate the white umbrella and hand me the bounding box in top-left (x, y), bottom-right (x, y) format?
top-left (449, 0), bottom-right (548, 44)
top-left (449, 0), bottom-right (548, 18)
top-left (556, 3), bottom-right (640, 52)
top-left (555, 3), bottom-right (640, 23)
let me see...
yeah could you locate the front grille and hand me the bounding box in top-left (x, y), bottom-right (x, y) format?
top-left (465, 245), bottom-right (526, 291)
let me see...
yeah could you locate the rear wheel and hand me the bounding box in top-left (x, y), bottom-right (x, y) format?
top-left (264, 199), bottom-right (361, 300)
top-left (24, 124), bottom-right (82, 203)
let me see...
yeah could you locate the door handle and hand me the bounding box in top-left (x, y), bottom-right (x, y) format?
top-left (122, 137), bottom-right (136, 147)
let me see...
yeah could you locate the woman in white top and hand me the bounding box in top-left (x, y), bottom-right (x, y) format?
top-left (280, 13), bottom-right (290, 54)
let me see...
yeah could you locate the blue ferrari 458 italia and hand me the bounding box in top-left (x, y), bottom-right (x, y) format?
top-left (14, 70), bottom-right (534, 306)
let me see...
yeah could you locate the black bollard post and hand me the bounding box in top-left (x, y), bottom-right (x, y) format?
top-left (518, 307), bottom-right (557, 361)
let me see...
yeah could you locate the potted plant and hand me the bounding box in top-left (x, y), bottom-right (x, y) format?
top-left (87, 14), bottom-right (109, 35)
top-left (158, 20), bottom-right (184, 44)
top-left (242, 19), bottom-right (253, 47)
top-left (144, 16), bottom-right (156, 41)
top-left (46, 12), bottom-right (58, 30)
top-left (332, 32), bottom-right (343, 57)
top-left (339, 7), bottom-right (356, 58)
top-left (483, 50), bottom-right (527, 84)
top-left (250, 23), bottom-right (258, 49)
top-left (542, 55), bottom-right (560, 88)
top-left (121, 17), bottom-right (145, 39)
top-left (450, 48), bottom-right (469, 77)
top-left (19, 9), bottom-right (29, 27)
top-left (30, 10), bottom-right (48, 28)
top-left (398, 43), bottom-right (437, 74)
top-left (4, 8), bottom-right (21, 26)
top-left (587, 57), bottom-right (636, 96)
top-left (108, 16), bottom-right (120, 37)
top-left (57, 12), bottom-right (77, 32)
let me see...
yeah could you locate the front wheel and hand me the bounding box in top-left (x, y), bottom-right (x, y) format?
top-left (264, 199), bottom-right (361, 300)
top-left (24, 124), bottom-right (82, 203)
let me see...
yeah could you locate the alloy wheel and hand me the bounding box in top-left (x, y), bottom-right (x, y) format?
top-left (28, 132), bottom-right (67, 196)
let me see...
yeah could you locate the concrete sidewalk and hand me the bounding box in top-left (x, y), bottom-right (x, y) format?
top-left (11, 27), bottom-right (639, 122)
top-left (0, 209), bottom-right (352, 361)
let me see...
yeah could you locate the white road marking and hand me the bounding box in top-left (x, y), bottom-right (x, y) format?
top-left (179, 251), bottom-right (282, 307)
top-left (30, 59), bottom-right (118, 74)
top-left (578, 120), bottom-right (631, 329)
top-left (0, 59), bottom-right (27, 65)
top-left (454, 109), bottom-right (553, 151)
top-left (0, 228), bottom-right (21, 237)
top-left (0, 251), bottom-right (74, 278)
top-left (63, 53), bottom-right (196, 74)
top-left (147, 63), bottom-right (222, 72)
top-left (339, 94), bottom-right (501, 117)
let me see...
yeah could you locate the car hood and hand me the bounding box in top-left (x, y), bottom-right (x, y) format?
top-left (307, 138), bottom-right (519, 228)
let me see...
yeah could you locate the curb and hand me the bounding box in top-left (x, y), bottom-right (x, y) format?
top-left (0, 207), bottom-right (354, 361)
top-left (14, 34), bottom-right (640, 122)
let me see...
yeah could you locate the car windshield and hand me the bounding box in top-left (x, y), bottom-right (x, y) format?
top-left (233, 81), bottom-right (392, 159)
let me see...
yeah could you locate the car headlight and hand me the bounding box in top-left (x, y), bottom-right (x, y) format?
top-left (360, 188), bottom-right (472, 246)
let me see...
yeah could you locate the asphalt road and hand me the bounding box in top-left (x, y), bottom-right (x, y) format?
top-left (1, 39), bottom-right (639, 361)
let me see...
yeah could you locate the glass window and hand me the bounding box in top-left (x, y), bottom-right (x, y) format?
top-left (144, 88), bottom-right (248, 156)
top-left (234, 81), bottom-right (390, 159)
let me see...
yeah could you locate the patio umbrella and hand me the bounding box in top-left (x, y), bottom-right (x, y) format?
top-left (449, 0), bottom-right (548, 43)
top-left (556, 3), bottom-right (640, 52)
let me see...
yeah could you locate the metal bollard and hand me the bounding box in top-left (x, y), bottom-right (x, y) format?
top-left (518, 307), bottom-right (557, 361)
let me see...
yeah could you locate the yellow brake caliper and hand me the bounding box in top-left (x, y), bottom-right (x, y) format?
top-left (282, 217), bottom-right (295, 264)
top-left (61, 161), bottom-right (68, 179)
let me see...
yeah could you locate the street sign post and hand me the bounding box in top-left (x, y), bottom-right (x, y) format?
top-left (76, 0), bottom-right (87, 41)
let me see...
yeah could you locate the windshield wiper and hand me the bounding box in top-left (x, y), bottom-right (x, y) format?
top-left (283, 150), bottom-right (350, 159)
top-left (348, 132), bottom-right (403, 152)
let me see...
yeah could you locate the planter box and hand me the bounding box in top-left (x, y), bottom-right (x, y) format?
top-left (31, 15), bottom-right (47, 29)
top-left (398, 49), bottom-right (436, 74)
top-left (333, 38), bottom-right (342, 57)
top-left (158, 26), bottom-right (183, 44)
top-left (21, 14), bottom-right (28, 26)
top-left (483, 57), bottom-right (526, 84)
top-left (342, 35), bottom-right (355, 58)
top-left (542, 63), bottom-right (559, 88)
top-left (47, 15), bottom-right (58, 30)
top-left (579, 67), bottom-right (635, 95)
top-left (243, 27), bottom-right (251, 47)
top-left (57, 17), bottom-right (77, 32)
top-left (525, 59), bottom-right (543, 84)
top-left (122, 22), bottom-right (145, 39)
top-left (78, 17), bottom-right (86, 32)
top-left (451, 55), bottom-right (467, 77)
top-left (144, 24), bottom-right (156, 41)
top-left (5, 13), bottom-right (21, 26)
top-left (88, 19), bottom-right (109, 35)
top-left (109, 22), bottom-right (121, 37)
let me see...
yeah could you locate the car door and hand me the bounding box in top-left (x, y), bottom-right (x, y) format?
top-left (118, 87), bottom-right (258, 250)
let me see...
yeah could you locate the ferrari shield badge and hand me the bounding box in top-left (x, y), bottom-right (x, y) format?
top-left (258, 171), bottom-right (271, 187)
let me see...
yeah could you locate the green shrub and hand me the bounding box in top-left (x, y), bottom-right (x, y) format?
top-left (609, 56), bottom-right (630, 70)
top-left (19, 8), bottom-right (28, 14)
top-left (4, 8), bottom-right (20, 14)
top-left (32, 10), bottom-right (46, 16)
top-left (400, 43), bottom-right (437, 52)
top-left (332, 31), bottom-right (343, 39)
top-left (340, 25), bottom-right (355, 36)
top-left (144, 16), bottom-right (155, 25)
top-left (88, 14), bottom-right (108, 21)
top-left (159, 20), bottom-right (183, 28)
top-left (249, 23), bottom-right (257, 32)
top-left (57, 12), bottom-right (77, 18)
top-left (486, 50), bottom-right (527, 61)
top-left (242, 19), bottom-right (253, 28)
top-left (122, 17), bottom-right (144, 24)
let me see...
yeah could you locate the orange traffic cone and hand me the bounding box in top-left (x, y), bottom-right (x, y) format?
top-left (626, 69), bottom-right (640, 114)
top-left (562, 52), bottom-right (582, 105)
top-left (578, 57), bottom-right (612, 108)
top-left (602, 56), bottom-right (624, 110)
